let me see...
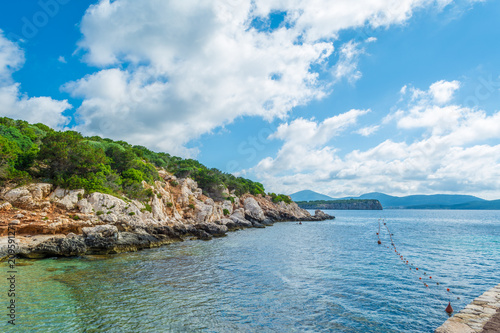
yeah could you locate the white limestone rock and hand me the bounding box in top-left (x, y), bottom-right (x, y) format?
top-left (244, 197), bottom-right (265, 222)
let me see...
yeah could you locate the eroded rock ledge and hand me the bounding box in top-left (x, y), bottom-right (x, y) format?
top-left (435, 283), bottom-right (500, 333)
top-left (0, 175), bottom-right (334, 259)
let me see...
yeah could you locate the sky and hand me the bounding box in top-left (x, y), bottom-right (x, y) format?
top-left (1, 0), bottom-right (500, 199)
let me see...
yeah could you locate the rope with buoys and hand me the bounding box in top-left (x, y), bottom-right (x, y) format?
top-left (377, 219), bottom-right (458, 315)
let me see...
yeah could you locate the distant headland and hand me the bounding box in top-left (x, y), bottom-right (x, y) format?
top-left (290, 190), bottom-right (500, 210)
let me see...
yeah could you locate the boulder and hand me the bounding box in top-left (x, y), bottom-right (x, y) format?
top-left (0, 202), bottom-right (12, 212)
top-left (82, 225), bottom-right (118, 239)
top-left (77, 199), bottom-right (93, 214)
top-left (194, 222), bottom-right (228, 237)
top-left (261, 218), bottom-right (274, 226)
top-left (222, 200), bottom-right (233, 215)
top-left (49, 187), bottom-right (84, 210)
top-left (244, 197), bottom-right (265, 222)
top-left (3, 187), bottom-right (34, 209)
top-left (229, 209), bottom-right (253, 228)
top-left (195, 201), bottom-right (214, 224)
top-left (217, 218), bottom-right (238, 230)
top-left (28, 183), bottom-right (53, 201)
top-left (25, 236), bottom-right (87, 258)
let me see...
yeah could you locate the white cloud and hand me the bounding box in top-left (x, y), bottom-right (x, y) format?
top-left (67, 0), bottom-right (462, 156)
top-left (57, 56), bottom-right (67, 64)
top-left (0, 31), bottom-right (71, 128)
top-left (250, 79), bottom-right (500, 199)
top-left (429, 79), bottom-right (460, 104)
top-left (332, 41), bottom-right (364, 83)
top-left (356, 125), bottom-right (380, 136)
top-left (252, 109), bottom-right (368, 175)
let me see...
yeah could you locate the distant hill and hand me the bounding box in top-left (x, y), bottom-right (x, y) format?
top-left (296, 199), bottom-right (383, 210)
top-left (407, 200), bottom-right (500, 210)
top-left (343, 192), bottom-right (486, 209)
top-left (290, 190), bottom-right (333, 202)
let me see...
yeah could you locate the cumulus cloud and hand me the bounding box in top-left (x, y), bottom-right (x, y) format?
top-left (250, 79), bottom-right (500, 199)
top-left (254, 109), bottom-right (368, 174)
top-left (66, 0), bottom-right (460, 156)
top-left (429, 79), bottom-right (460, 104)
top-left (0, 31), bottom-right (71, 128)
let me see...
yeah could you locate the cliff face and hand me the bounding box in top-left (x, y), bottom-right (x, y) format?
top-left (0, 172), bottom-right (333, 259)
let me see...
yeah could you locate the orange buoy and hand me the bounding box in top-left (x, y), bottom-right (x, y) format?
top-left (419, 277), bottom-right (422, 280)
top-left (416, 268), bottom-right (419, 271)
top-left (378, 240), bottom-right (382, 244)
top-left (447, 288), bottom-right (450, 292)
top-left (376, 233), bottom-right (379, 235)
top-left (429, 276), bottom-right (432, 279)
top-left (445, 302), bottom-right (453, 314)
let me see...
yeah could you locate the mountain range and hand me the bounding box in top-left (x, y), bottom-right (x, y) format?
top-left (289, 190), bottom-right (500, 210)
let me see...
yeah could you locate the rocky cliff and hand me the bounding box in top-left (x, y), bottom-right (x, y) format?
top-left (0, 172), bottom-right (334, 259)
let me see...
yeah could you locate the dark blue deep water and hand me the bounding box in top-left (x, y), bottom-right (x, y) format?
top-left (3, 209), bottom-right (500, 332)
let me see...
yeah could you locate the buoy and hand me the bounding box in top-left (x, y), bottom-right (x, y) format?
top-left (447, 288), bottom-right (450, 292)
top-left (445, 302), bottom-right (453, 314)
top-left (419, 277), bottom-right (422, 280)
top-left (429, 276), bottom-right (432, 279)
top-left (416, 268), bottom-right (419, 271)
top-left (376, 233), bottom-right (379, 235)
top-left (378, 240), bottom-right (381, 244)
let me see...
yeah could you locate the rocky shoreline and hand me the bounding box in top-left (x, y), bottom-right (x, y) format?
top-left (0, 174), bottom-right (334, 260)
top-left (435, 283), bottom-right (500, 333)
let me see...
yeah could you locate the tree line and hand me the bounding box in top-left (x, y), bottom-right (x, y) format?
top-left (0, 117), bottom-right (272, 201)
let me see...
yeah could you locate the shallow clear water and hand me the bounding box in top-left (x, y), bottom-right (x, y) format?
top-left (2, 209), bottom-right (500, 332)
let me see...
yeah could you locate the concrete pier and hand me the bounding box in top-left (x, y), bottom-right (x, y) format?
top-left (435, 283), bottom-right (500, 333)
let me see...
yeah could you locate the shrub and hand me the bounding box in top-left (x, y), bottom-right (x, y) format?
top-left (70, 215), bottom-right (80, 221)
top-left (166, 202), bottom-right (173, 208)
top-left (223, 209), bottom-right (230, 216)
top-left (141, 203), bottom-right (152, 213)
top-left (188, 204), bottom-right (195, 210)
top-left (96, 211), bottom-right (104, 216)
top-left (170, 180), bottom-right (178, 187)
top-left (128, 212), bottom-right (135, 216)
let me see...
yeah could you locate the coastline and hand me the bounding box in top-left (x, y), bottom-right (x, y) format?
top-left (0, 177), bottom-right (334, 261)
top-left (435, 283), bottom-right (500, 333)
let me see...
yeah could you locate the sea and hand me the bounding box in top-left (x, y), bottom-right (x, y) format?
top-left (2, 209), bottom-right (500, 332)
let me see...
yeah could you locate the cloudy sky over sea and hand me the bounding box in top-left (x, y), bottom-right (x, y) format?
top-left (1, 0), bottom-right (499, 198)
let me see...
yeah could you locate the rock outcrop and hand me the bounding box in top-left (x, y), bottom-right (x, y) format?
top-left (0, 174), bottom-right (334, 259)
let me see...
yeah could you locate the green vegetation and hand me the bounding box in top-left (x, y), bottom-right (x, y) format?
top-left (0, 117), bottom-right (270, 200)
top-left (223, 208), bottom-right (230, 216)
top-left (268, 193), bottom-right (292, 204)
top-left (296, 199), bottom-right (383, 210)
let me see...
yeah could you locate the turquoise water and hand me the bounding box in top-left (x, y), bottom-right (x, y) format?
top-left (2, 209), bottom-right (500, 332)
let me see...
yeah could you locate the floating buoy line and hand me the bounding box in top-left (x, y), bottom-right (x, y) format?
top-left (377, 219), bottom-right (457, 314)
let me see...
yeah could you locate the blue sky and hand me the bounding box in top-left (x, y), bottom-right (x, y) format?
top-left (1, 0), bottom-right (500, 198)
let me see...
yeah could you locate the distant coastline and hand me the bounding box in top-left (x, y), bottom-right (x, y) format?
top-left (296, 199), bottom-right (383, 210)
top-left (291, 190), bottom-right (500, 210)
